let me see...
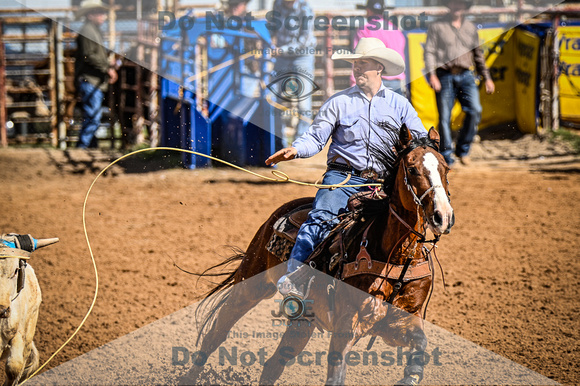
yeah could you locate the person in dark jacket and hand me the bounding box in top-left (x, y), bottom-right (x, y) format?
top-left (424, 0), bottom-right (494, 167)
top-left (74, 0), bottom-right (118, 148)
top-left (270, 0), bottom-right (316, 147)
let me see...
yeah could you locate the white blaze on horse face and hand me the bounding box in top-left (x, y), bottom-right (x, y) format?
top-left (423, 153), bottom-right (454, 234)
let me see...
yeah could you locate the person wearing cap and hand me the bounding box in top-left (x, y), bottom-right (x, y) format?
top-left (224, 0), bottom-right (260, 97)
top-left (74, 0), bottom-right (118, 149)
top-left (424, 0), bottom-right (494, 167)
top-left (351, 0), bottom-right (407, 97)
top-left (270, 0), bottom-right (316, 146)
top-left (209, 0), bottom-right (251, 49)
top-left (266, 37), bottom-right (426, 299)
top-left (218, 0), bottom-right (250, 17)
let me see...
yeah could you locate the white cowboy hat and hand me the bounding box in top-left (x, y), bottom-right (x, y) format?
top-left (331, 37), bottom-right (405, 77)
top-left (76, 0), bottom-right (109, 19)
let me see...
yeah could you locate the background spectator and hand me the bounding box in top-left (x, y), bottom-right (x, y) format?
top-left (74, 0), bottom-right (117, 149)
top-left (270, 0), bottom-right (317, 147)
top-left (424, 0), bottom-right (495, 167)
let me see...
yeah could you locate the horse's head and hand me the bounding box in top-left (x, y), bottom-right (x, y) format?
top-left (395, 125), bottom-right (455, 235)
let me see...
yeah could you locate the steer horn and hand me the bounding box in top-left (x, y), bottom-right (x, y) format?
top-left (1, 234), bottom-right (59, 252)
top-left (36, 237), bottom-right (59, 249)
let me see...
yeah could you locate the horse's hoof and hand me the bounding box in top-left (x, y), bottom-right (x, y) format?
top-left (395, 374), bottom-right (421, 385)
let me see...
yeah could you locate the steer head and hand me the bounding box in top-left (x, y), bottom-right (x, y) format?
top-left (0, 233), bottom-right (59, 318)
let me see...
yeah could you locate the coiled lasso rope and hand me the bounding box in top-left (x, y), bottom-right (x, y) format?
top-left (22, 146), bottom-right (382, 383)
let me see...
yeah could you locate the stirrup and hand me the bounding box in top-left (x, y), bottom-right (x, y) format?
top-left (277, 266), bottom-right (315, 300)
top-left (277, 275), bottom-right (305, 299)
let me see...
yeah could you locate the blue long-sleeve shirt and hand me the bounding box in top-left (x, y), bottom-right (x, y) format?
top-left (292, 84), bottom-right (427, 173)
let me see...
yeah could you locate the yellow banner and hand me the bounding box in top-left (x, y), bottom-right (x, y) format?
top-left (514, 29), bottom-right (540, 134)
top-left (408, 26), bottom-right (528, 132)
top-left (407, 32), bottom-right (437, 130)
top-left (558, 26), bottom-right (580, 122)
top-left (474, 28), bottom-right (517, 130)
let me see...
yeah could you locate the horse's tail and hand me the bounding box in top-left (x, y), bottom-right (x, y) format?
top-left (189, 248), bottom-right (245, 347)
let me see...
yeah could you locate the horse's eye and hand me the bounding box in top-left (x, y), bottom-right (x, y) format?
top-left (408, 167), bottom-right (419, 176)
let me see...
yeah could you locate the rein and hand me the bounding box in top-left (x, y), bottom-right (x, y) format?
top-left (346, 138), bottom-right (445, 278)
top-left (388, 205), bottom-right (440, 245)
top-left (352, 139), bottom-right (447, 350)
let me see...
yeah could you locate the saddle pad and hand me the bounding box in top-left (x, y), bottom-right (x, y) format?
top-left (267, 203), bottom-right (313, 261)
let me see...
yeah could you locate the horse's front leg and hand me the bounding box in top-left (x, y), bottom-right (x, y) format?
top-left (324, 314), bottom-right (364, 386)
top-left (260, 321), bottom-right (316, 385)
top-left (392, 315), bottom-right (428, 386)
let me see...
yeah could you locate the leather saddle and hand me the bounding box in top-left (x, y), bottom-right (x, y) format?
top-left (266, 190), bottom-right (432, 282)
top-left (270, 191), bottom-right (382, 245)
top-left (266, 191), bottom-right (380, 267)
top-left (271, 204), bottom-right (311, 244)
top-left (265, 202), bottom-right (312, 262)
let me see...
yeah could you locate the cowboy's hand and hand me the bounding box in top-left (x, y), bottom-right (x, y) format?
top-left (429, 74), bottom-right (441, 93)
top-left (265, 147), bottom-right (297, 166)
top-left (108, 68), bottom-right (118, 84)
top-left (485, 78), bottom-right (495, 94)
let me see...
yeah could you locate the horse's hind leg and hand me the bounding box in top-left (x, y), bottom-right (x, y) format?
top-left (259, 322), bottom-right (316, 385)
top-left (181, 279), bottom-right (277, 384)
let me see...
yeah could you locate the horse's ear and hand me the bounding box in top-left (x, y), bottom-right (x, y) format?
top-left (428, 127), bottom-right (440, 151)
top-left (399, 123), bottom-right (412, 147)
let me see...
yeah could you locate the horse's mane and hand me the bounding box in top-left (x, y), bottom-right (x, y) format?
top-left (367, 121), bottom-right (400, 195)
top-left (357, 121), bottom-right (439, 219)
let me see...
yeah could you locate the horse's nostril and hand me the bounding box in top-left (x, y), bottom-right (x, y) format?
top-left (433, 210), bottom-right (443, 226)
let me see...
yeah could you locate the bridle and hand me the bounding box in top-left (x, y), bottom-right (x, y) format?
top-left (392, 140), bottom-right (449, 244)
top-left (398, 140), bottom-right (448, 209)
top-left (404, 170), bottom-right (444, 209)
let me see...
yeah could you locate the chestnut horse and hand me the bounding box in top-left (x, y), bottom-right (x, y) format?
top-left (183, 125), bottom-right (454, 385)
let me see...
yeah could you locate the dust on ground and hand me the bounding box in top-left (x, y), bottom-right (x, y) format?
top-left (0, 131), bottom-right (578, 385)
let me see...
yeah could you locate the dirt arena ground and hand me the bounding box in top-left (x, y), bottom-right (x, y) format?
top-left (0, 133), bottom-right (578, 385)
